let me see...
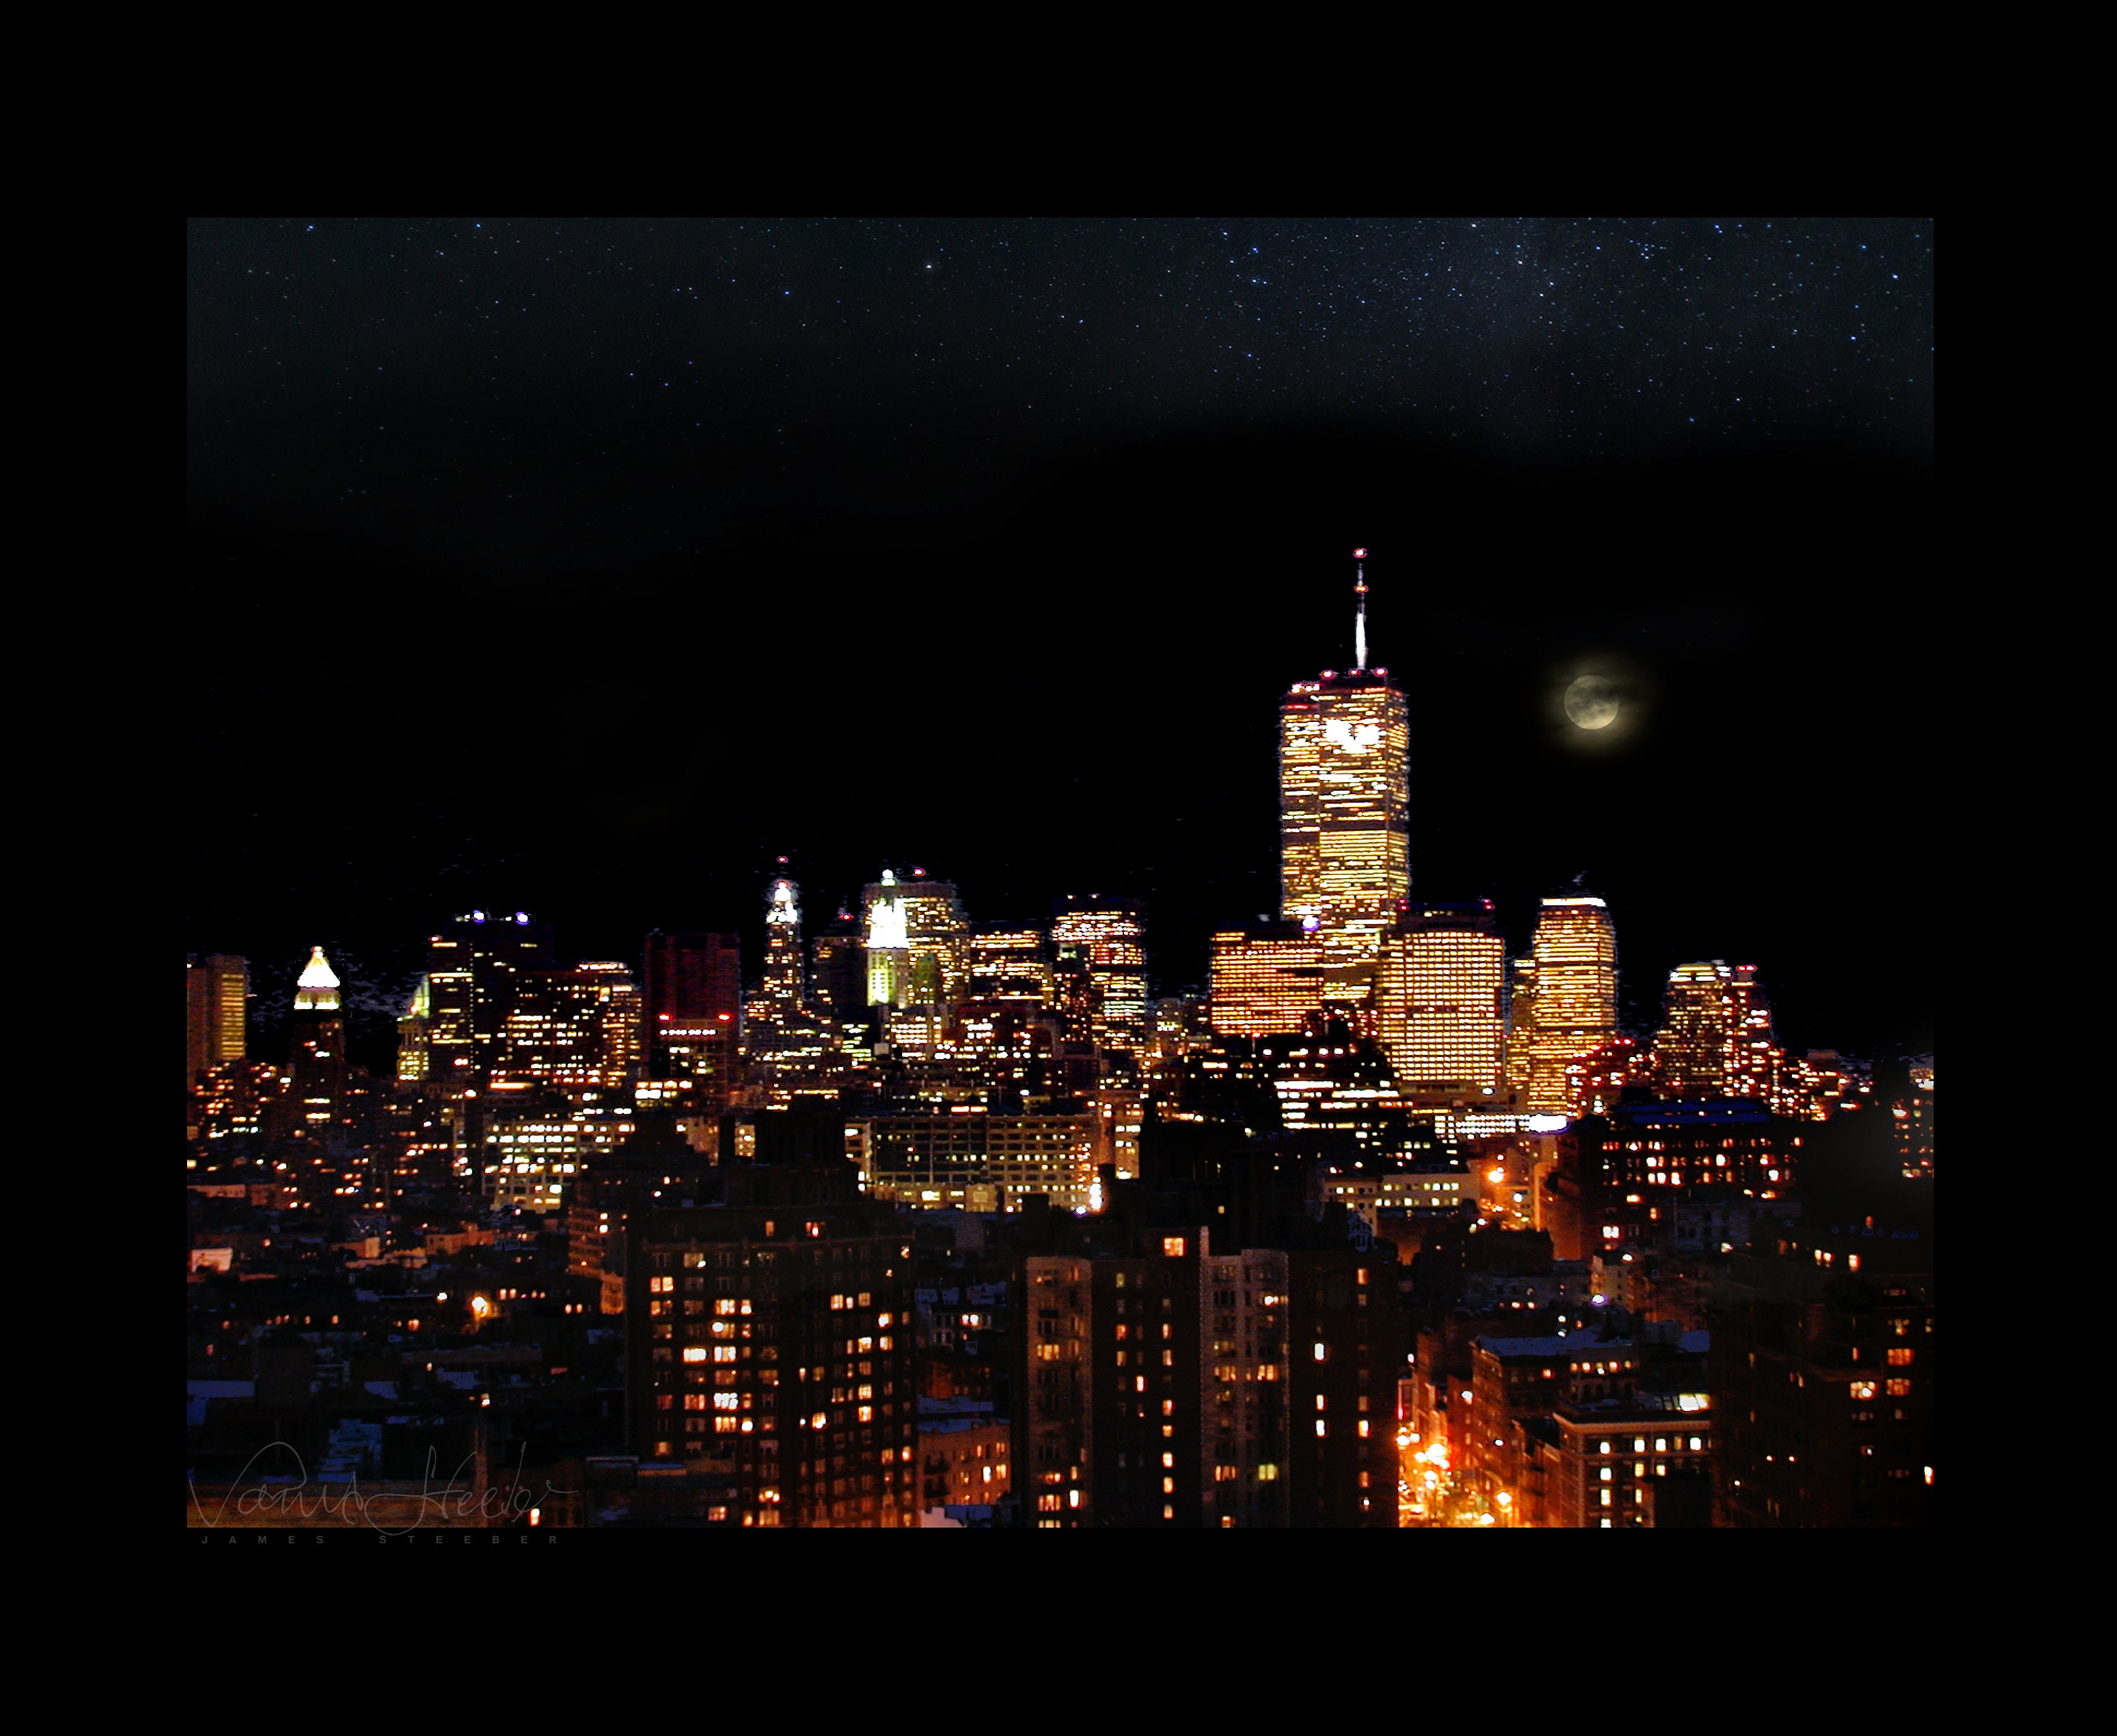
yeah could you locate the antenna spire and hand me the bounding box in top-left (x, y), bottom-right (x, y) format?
top-left (1352, 548), bottom-right (1370, 670)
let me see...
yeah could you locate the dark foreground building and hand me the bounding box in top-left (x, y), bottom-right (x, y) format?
top-left (1021, 1231), bottom-right (1401, 1529)
top-left (626, 1171), bottom-right (917, 1527)
top-left (1709, 1109), bottom-right (1935, 1526)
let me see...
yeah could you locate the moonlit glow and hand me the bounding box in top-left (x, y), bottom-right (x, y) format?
top-left (1564, 675), bottom-right (1620, 729)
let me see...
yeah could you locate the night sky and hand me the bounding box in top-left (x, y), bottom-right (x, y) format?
top-left (187, 217), bottom-right (1934, 1071)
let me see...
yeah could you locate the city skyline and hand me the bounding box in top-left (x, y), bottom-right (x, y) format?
top-left (198, 541), bottom-right (1926, 1078)
top-left (188, 217), bottom-right (1933, 1070)
top-left (188, 217), bottom-right (1934, 1527)
top-left (200, 528), bottom-right (1926, 1075)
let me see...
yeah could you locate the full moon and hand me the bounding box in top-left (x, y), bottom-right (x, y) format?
top-left (1564, 675), bottom-right (1619, 730)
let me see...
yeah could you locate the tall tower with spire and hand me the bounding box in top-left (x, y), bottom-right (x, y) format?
top-left (744, 874), bottom-right (844, 1105)
top-left (761, 876), bottom-right (807, 1020)
top-left (1277, 550), bottom-right (1411, 1006)
top-left (288, 945), bottom-right (348, 1134)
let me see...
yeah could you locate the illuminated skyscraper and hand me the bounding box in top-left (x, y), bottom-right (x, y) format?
top-left (422, 910), bottom-right (556, 1085)
top-left (589, 963), bottom-right (643, 1085)
top-left (1773, 1049), bottom-right (1874, 1122)
top-left (397, 975), bottom-right (433, 1083)
top-left (863, 870), bottom-right (969, 1011)
top-left (1376, 903), bottom-right (1507, 1103)
top-left (1502, 957), bottom-right (1537, 1101)
top-left (1649, 961), bottom-right (1776, 1102)
top-left (186, 953), bottom-right (248, 1088)
top-left (746, 878), bottom-right (840, 1106)
top-left (1210, 922), bottom-right (1325, 1037)
top-left (641, 929), bottom-right (741, 1104)
top-left (1279, 554), bottom-right (1410, 997)
top-left (1052, 896), bottom-right (1147, 1061)
top-left (1722, 966), bottom-right (1777, 1102)
top-left (287, 945), bottom-right (347, 1133)
top-left (492, 961), bottom-right (639, 1096)
top-left (967, 925), bottom-right (1053, 1006)
top-left (1142, 994), bottom-right (1214, 1082)
top-left (1524, 894), bottom-right (1618, 1116)
top-left (865, 872), bottom-right (912, 1010)
top-left (644, 931), bottom-right (741, 1039)
top-left (758, 877), bottom-right (808, 1026)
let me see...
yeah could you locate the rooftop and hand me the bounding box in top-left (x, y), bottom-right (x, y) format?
top-left (1477, 1334), bottom-right (1634, 1360)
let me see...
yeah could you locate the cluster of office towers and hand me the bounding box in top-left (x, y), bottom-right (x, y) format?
top-left (189, 569), bottom-right (1828, 1214)
top-left (1212, 605), bottom-right (1621, 1120)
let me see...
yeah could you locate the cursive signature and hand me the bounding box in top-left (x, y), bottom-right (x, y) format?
top-left (189, 1442), bottom-right (574, 1534)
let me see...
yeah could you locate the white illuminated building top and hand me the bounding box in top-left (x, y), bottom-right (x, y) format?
top-left (295, 945), bottom-right (341, 1011)
top-left (768, 877), bottom-right (801, 928)
top-left (867, 870), bottom-right (908, 950)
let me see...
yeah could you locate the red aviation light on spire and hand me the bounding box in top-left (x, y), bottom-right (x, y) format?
top-left (1353, 548), bottom-right (1368, 559)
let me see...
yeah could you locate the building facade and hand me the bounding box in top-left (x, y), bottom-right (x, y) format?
top-left (1019, 1229), bottom-right (1401, 1528)
top-left (1210, 922), bottom-right (1326, 1037)
top-left (857, 1112), bottom-right (1099, 1214)
top-left (1376, 903), bottom-right (1507, 1103)
top-left (627, 1197), bottom-right (919, 1527)
top-left (489, 962), bottom-right (639, 1097)
top-left (1524, 895), bottom-right (1618, 1116)
top-left (420, 911), bottom-right (557, 1087)
top-left (1279, 667), bottom-right (1411, 986)
top-left (864, 871), bottom-right (970, 1012)
top-left (1711, 1250), bottom-right (1934, 1527)
top-left (1052, 896), bottom-right (1147, 1063)
top-left (1648, 960), bottom-right (1776, 1100)
top-left (641, 929), bottom-right (740, 1076)
top-left (286, 946), bottom-right (348, 1136)
top-left (187, 954), bottom-right (248, 1090)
